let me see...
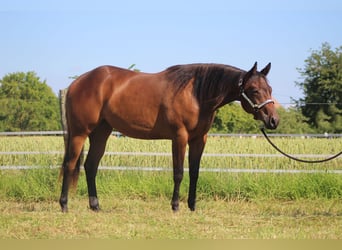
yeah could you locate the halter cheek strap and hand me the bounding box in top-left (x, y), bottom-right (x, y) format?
top-left (238, 78), bottom-right (274, 112)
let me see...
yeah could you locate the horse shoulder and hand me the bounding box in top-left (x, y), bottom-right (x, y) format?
top-left (164, 79), bottom-right (201, 132)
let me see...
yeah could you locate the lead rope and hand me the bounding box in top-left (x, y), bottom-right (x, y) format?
top-left (260, 127), bottom-right (342, 163)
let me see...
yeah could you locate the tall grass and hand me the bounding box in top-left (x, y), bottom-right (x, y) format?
top-left (0, 136), bottom-right (341, 170)
top-left (0, 168), bottom-right (341, 203)
top-left (0, 135), bottom-right (341, 202)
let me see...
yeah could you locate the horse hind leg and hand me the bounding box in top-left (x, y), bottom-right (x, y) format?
top-left (60, 134), bottom-right (87, 212)
top-left (84, 121), bottom-right (112, 211)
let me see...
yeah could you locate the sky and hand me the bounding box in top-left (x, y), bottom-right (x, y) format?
top-left (1, 0), bottom-right (342, 106)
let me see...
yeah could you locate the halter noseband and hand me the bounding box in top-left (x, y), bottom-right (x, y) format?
top-left (238, 78), bottom-right (274, 113)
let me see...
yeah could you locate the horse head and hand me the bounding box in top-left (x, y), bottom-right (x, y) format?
top-left (239, 62), bottom-right (279, 129)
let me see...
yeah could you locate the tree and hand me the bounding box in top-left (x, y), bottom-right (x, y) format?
top-left (211, 102), bottom-right (315, 134)
top-left (211, 102), bottom-right (260, 133)
top-left (295, 42), bottom-right (342, 133)
top-left (274, 107), bottom-right (313, 134)
top-left (0, 71), bottom-right (61, 131)
top-left (128, 64), bottom-right (140, 72)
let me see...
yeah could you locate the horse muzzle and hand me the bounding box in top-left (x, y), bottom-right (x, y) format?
top-left (264, 115), bottom-right (279, 129)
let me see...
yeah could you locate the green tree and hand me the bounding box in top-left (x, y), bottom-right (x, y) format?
top-left (211, 102), bottom-right (260, 133)
top-left (128, 64), bottom-right (140, 72)
top-left (0, 71), bottom-right (61, 131)
top-left (211, 103), bottom-right (314, 134)
top-left (295, 42), bottom-right (342, 133)
top-left (275, 107), bottom-right (313, 134)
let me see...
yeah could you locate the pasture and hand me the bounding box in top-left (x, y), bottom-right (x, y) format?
top-left (0, 135), bottom-right (341, 239)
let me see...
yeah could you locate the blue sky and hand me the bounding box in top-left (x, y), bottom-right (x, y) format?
top-left (1, 0), bottom-right (341, 106)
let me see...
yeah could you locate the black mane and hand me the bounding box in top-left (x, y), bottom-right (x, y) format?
top-left (166, 64), bottom-right (243, 108)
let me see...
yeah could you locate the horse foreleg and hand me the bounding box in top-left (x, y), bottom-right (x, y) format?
top-left (84, 121), bottom-right (112, 211)
top-left (188, 135), bottom-right (207, 211)
top-left (171, 133), bottom-right (187, 211)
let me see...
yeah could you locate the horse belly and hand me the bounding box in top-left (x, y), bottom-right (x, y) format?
top-left (105, 112), bottom-right (171, 139)
top-left (103, 92), bottom-right (172, 139)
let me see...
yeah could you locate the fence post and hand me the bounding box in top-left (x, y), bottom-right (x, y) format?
top-left (59, 88), bottom-right (68, 147)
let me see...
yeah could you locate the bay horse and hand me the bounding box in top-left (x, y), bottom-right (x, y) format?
top-left (59, 62), bottom-right (279, 212)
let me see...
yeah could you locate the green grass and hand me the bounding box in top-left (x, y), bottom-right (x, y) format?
top-left (0, 168), bottom-right (341, 202)
top-left (0, 135), bottom-right (341, 239)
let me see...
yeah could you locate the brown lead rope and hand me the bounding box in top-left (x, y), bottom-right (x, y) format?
top-left (260, 127), bottom-right (342, 163)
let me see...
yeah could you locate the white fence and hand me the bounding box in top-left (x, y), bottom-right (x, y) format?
top-left (1, 165), bottom-right (342, 174)
top-left (0, 131), bottom-right (341, 173)
top-left (0, 130), bottom-right (341, 138)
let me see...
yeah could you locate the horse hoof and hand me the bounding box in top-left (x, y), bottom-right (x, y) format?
top-left (89, 196), bottom-right (100, 212)
top-left (188, 201), bottom-right (196, 211)
top-left (90, 206), bottom-right (100, 212)
top-left (172, 205), bottom-right (179, 212)
top-left (61, 206), bottom-right (68, 213)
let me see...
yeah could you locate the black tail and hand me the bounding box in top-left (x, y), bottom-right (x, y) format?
top-left (58, 88), bottom-right (84, 188)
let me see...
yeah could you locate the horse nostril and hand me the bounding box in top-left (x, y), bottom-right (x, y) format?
top-left (269, 116), bottom-right (278, 129)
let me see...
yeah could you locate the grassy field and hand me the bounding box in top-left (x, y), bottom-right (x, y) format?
top-left (1, 198), bottom-right (341, 239)
top-left (0, 135), bottom-right (341, 239)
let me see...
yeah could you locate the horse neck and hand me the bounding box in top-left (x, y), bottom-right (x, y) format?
top-left (196, 66), bottom-right (243, 111)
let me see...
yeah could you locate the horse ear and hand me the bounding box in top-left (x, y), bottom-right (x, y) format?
top-left (243, 62), bottom-right (257, 83)
top-left (251, 62), bottom-right (257, 74)
top-left (260, 63), bottom-right (271, 76)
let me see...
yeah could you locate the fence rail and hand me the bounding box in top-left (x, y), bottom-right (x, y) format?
top-left (0, 131), bottom-right (341, 138)
top-left (0, 150), bottom-right (339, 159)
top-left (1, 165), bottom-right (342, 174)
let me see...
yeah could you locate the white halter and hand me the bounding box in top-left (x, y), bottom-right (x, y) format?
top-left (238, 78), bottom-right (274, 112)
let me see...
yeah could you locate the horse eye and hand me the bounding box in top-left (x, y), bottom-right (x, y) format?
top-left (248, 89), bottom-right (259, 96)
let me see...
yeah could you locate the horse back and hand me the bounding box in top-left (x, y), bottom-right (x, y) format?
top-left (66, 65), bottom-right (203, 139)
